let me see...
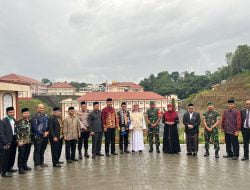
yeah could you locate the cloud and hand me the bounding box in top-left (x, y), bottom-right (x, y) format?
top-left (0, 0), bottom-right (250, 83)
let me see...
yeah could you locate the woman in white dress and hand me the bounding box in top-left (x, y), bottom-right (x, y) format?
top-left (129, 104), bottom-right (146, 152)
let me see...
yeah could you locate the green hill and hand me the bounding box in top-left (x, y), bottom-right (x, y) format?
top-left (181, 71), bottom-right (250, 113)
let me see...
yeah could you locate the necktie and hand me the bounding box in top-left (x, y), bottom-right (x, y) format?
top-left (246, 109), bottom-right (250, 128)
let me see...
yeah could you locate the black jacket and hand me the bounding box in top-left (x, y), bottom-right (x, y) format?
top-left (88, 111), bottom-right (103, 133)
top-left (183, 112), bottom-right (201, 135)
top-left (0, 117), bottom-right (15, 149)
top-left (240, 109), bottom-right (249, 129)
top-left (48, 115), bottom-right (62, 139)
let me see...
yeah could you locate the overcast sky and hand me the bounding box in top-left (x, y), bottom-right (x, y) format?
top-left (0, 0), bottom-right (250, 83)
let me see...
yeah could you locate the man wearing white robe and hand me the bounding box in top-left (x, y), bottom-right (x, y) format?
top-left (130, 105), bottom-right (146, 152)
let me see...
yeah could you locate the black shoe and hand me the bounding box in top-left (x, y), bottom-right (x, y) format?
top-left (241, 157), bottom-right (249, 161)
top-left (139, 150), bottom-right (143, 153)
top-left (67, 160), bottom-right (72, 163)
top-left (58, 161), bottom-right (64, 164)
top-left (187, 153), bottom-right (192, 156)
top-left (132, 150), bottom-right (135, 153)
top-left (232, 156), bottom-right (239, 160)
top-left (96, 153), bottom-right (104, 156)
top-left (41, 163), bottom-right (48, 168)
top-left (92, 155), bottom-right (96, 158)
top-left (156, 149), bottom-right (160, 153)
top-left (24, 166), bottom-right (32, 171)
top-left (204, 152), bottom-right (210, 157)
top-left (84, 152), bottom-right (90, 158)
top-left (106, 154), bottom-right (110, 157)
top-left (124, 150), bottom-right (130, 153)
top-left (223, 155), bottom-right (233, 158)
top-left (149, 146), bottom-right (153, 153)
top-left (111, 152), bottom-right (118, 155)
top-left (8, 169), bottom-right (17, 173)
top-left (53, 164), bottom-right (61, 168)
top-left (215, 151), bottom-right (219, 158)
top-left (1, 172), bottom-right (12, 177)
top-left (192, 153), bottom-right (197, 156)
top-left (71, 159), bottom-right (78, 161)
top-left (79, 154), bottom-right (83, 160)
top-left (18, 169), bottom-right (25, 174)
top-left (120, 151), bottom-right (124, 154)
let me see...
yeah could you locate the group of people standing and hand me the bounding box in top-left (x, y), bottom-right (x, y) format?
top-left (0, 98), bottom-right (250, 178)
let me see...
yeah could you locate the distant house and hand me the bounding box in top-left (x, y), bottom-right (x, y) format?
top-left (48, 82), bottom-right (76, 95)
top-left (61, 91), bottom-right (174, 118)
top-left (79, 84), bottom-right (105, 93)
top-left (0, 79), bottom-right (30, 119)
top-left (0, 73), bottom-right (47, 97)
top-left (106, 82), bottom-right (144, 92)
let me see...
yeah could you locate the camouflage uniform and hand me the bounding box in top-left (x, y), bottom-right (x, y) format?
top-left (146, 108), bottom-right (160, 151)
top-left (203, 110), bottom-right (220, 152)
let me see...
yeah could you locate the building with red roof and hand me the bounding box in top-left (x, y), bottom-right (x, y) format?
top-left (106, 81), bottom-right (143, 92)
top-left (0, 73), bottom-right (47, 97)
top-left (48, 82), bottom-right (76, 95)
top-left (61, 91), bottom-right (178, 118)
top-left (0, 80), bottom-right (30, 119)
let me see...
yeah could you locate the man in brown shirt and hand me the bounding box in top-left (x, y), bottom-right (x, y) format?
top-left (63, 107), bottom-right (81, 163)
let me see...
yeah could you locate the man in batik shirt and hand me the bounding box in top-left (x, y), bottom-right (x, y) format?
top-left (102, 98), bottom-right (119, 156)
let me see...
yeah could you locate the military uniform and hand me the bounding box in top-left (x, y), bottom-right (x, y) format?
top-left (203, 110), bottom-right (220, 154)
top-left (146, 108), bottom-right (160, 152)
top-left (16, 119), bottom-right (32, 172)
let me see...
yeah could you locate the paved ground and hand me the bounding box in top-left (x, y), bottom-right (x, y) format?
top-left (1, 144), bottom-right (250, 190)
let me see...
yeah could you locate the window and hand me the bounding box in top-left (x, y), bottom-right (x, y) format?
top-left (3, 93), bottom-right (13, 118)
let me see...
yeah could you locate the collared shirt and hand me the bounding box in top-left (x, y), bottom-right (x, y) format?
top-left (7, 116), bottom-right (15, 135)
top-left (222, 109), bottom-right (241, 134)
top-left (146, 108), bottom-right (160, 127)
top-left (63, 115), bottom-right (81, 140)
top-left (130, 111), bottom-right (146, 131)
top-left (243, 109), bottom-right (250, 128)
top-left (16, 118), bottom-right (31, 144)
top-left (118, 109), bottom-right (130, 125)
top-left (101, 106), bottom-right (118, 129)
top-left (31, 112), bottom-right (49, 136)
top-left (56, 117), bottom-right (64, 138)
top-left (77, 110), bottom-right (89, 130)
top-left (203, 110), bottom-right (220, 128)
top-left (189, 112), bottom-right (193, 120)
top-left (88, 110), bottom-right (102, 133)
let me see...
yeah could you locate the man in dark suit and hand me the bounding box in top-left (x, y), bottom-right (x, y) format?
top-left (0, 107), bottom-right (17, 177)
top-left (241, 99), bottom-right (250, 161)
top-left (31, 104), bottom-right (49, 170)
top-left (88, 102), bottom-right (104, 158)
top-left (183, 103), bottom-right (201, 156)
top-left (48, 107), bottom-right (64, 167)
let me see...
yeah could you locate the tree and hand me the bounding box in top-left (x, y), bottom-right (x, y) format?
top-left (170, 72), bottom-right (180, 82)
top-left (41, 78), bottom-right (52, 86)
top-left (171, 98), bottom-right (176, 108)
top-left (225, 52), bottom-right (233, 65)
top-left (70, 81), bottom-right (88, 91)
top-left (231, 45), bottom-right (250, 74)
